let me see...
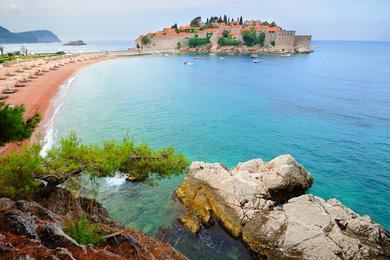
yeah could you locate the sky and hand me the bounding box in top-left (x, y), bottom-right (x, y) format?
top-left (0, 0), bottom-right (389, 41)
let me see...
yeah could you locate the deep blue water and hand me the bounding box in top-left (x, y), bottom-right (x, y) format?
top-left (47, 41), bottom-right (390, 258)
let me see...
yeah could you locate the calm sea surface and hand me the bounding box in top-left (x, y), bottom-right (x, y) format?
top-left (46, 41), bottom-right (390, 259)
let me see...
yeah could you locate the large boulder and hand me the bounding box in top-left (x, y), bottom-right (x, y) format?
top-left (176, 155), bottom-right (390, 259)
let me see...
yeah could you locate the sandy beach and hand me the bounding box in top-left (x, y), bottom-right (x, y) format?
top-left (0, 53), bottom-right (116, 154)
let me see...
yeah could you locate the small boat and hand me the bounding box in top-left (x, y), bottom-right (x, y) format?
top-left (209, 53), bottom-right (216, 56)
top-left (253, 59), bottom-right (261, 63)
top-left (194, 56), bottom-right (203, 59)
top-left (281, 53), bottom-right (291, 57)
top-left (250, 54), bottom-right (258, 58)
top-left (219, 57), bottom-right (226, 60)
top-left (184, 62), bottom-right (193, 65)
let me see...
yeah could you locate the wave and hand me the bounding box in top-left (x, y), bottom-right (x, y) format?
top-left (40, 76), bottom-right (76, 156)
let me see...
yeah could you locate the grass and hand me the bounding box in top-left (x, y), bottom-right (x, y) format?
top-left (0, 53), bottom-right (63, 64)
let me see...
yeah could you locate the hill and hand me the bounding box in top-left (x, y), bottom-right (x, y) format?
top-left (0, 26), bottom-right (61, 44)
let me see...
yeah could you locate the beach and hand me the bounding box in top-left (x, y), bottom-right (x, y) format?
top-left (0, 53), bottom-right (116, 154)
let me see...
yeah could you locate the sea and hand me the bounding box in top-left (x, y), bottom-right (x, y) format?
top-left (40, 40), bottom-right (390, 259)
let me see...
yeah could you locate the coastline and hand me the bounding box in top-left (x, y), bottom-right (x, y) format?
top-left (0, 54), bottom-right (116, 155)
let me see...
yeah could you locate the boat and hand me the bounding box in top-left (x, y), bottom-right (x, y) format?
top-left (250, 54), bottom-right (258, 58)
top-left (219, 57), bottom-right (226, 60)
top-left (253, 59), bottom-right (261, 63)
top-left (209, 53), bottom-right (216, 56)
top-left (184, 62), bottom-right (193, 65)
top-left (194, 56), bottom-right (203, 59)
top-left (281, 53), bottom-right (291, 57)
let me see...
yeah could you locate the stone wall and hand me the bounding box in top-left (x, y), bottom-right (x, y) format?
top-left (275, 30), bottom-right (296, 52)
top-left (294, 35), bottom-right (312, 52)
top-left (137, 35), bottom-right (189, 52)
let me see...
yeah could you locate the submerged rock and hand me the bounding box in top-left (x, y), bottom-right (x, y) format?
top-left (176, 155), bottom-right (390, 259)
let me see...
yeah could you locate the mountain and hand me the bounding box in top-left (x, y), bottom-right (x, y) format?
top-left (0, 26), bottom-right (61, 44)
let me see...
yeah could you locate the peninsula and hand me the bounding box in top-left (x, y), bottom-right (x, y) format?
top-left (135, 16), bottom-right (312, 54)
top-left (0, 26), bottom-right (60, 44)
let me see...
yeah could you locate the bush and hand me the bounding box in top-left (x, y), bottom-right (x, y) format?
top-left (218, 37), bottom-right (241, 46)
top-left (188, 36), bottom-right (210, 48)
top-left (64, 216), bottom-right (104, 245)
top-left (271, 40), bottom-right (275, 47)
top-left (141, 36), bottom-right (151, 45)
top-left (241, 30), bottom-right (257, 47)
top-left (176, 42), bottom-right (182, 49)
top-left (0, 102), bottom-right (40, 145)
top-left (0, 145), bottom-right (43, 198)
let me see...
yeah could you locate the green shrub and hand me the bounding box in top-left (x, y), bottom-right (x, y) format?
top-left (64, 216), bottom-right (104, 245)
top-left (0, 145), bottom-right (43, 198)
top-left (241, 30), bottom-right (257, 47)
top-left (271, 40), bottom-right (275, 47)
top-left (0, 102), bottom-right (41, 145)
top-left (188, 35), bottom-right (210, 48)
top-left (176, 42), bottom-right (182, 49)
top-left (141, 35), bottom-right (151, 45)
top-left (218, 36), bottom-right (241, 46)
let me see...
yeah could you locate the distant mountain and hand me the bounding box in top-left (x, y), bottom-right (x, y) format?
top-left (0, 26), bottom-right (61, 44)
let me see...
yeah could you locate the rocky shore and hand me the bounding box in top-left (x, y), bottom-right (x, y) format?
top-left (176, 155), bottom-right (390, 259)
top-left (0, 188), bottom-right (185, 259)
top-left (178, 44), bottom-right (312, 54)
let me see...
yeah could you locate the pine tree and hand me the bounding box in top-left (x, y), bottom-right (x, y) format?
top-left (239, 16), bottom-right (243, 25)
top-left (223, 15), bottom-right (228, 24)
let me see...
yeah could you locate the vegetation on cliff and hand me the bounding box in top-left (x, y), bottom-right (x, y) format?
top-left (0, 102), bottom-right (41, 145)
top-left (188, 33), bottom-right (212, 48)
top-left (218, 30), bottom-right (241, 46)
top-left (0, 133), bottom-right (188, 198)
top-left (241, 30), bottom-right (266, 47)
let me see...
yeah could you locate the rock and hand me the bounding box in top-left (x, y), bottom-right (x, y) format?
top-left (40, 222), bottom-right (84, 251)
top-left (5, 209), bottom-right (38, 239)
top-left (126, 175), bottom-right (138, 182)
top-left (176, 156), bottom-right (390, 259)
top-left (178, 213), bottom-right (201, 234)
top-left (0, 189), bottom-right (186, 259)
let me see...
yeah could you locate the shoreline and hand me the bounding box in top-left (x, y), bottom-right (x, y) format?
top-left (0, 54), bottom-right (116, 154)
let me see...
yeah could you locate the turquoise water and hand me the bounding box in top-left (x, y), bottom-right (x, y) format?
top-left (48, 41), bottom-right (390, 258)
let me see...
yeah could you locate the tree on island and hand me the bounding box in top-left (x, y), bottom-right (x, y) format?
top-left (239, 16), bottom-right (243, 25)
top-left (259, 32), bottom-right (266, 47)
top-left (0, 46), bottom-right (4, 56)
top-left (190, 16), bottom-right (202, 27)
top-left (141, 35), bottom-right (151, 45)
top-left (0, 102), bottom-right (40, 146)
top-left (171, 23), bottom-right (178, 29)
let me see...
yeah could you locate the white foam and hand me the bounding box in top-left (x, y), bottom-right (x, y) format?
top-left (40, 76), bottom-right (76, 157)
top-left (105, 173), bottom-right (127, 186)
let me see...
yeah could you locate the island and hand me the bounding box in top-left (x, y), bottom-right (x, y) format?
top-left (135, 15), bottom-right (312, 54)
top-left (63, 40), bottom-right (87, 46)
top-left (0, 26), bottom-right (60, 44)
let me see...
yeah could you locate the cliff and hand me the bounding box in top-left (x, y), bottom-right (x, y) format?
top-left (0, 26), bottom-right (60, 44)
top-left (176, 155), bottom-right (390, 259)
top-left (0, 188), bottom-right (185, 259)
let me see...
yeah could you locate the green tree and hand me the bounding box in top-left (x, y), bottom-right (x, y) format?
top-left (239, 16), bottom-right (243, 25)
top-left (0, 102), bottom-right (41, 146)
top-left (141, 35), bottom-right (151, 45)
top-left (223, 15), bottom-right (228, 24)
top-left (258, 32), bottom-right (266, 47)
top-left (270, 21), bottom-right (276, 27)
top-left (188, 35), bottom-right (210, 48)
top-left (222, 30), bottom-right (230, 38)
top-left (241, 29), bottom-right (257, 46)
top-left (190, 16), bottom-right (202, 27)
top-left (0, 133), bottom-right (189, 198)
top-left (271, 40), bottom-right (275, 47)
top-left (171, 23), bottom-right (178, 29)
top-left (176, 42), bottom-right (182, 49)
top-left (0, 46), bottom-right (4, 56)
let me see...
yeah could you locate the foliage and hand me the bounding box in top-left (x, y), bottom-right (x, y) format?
top-left (190, 16), bottom-right (202, 27)
top-left (0, 145), bottom-right (43, 198)
top-left (259, 32), bottom-right (265, 47)
top-left (171, 23), bottom-right (178, 29)
top-left (0, 102), bottom-right (41, 145)
top-left (141, 35), bottom-right (151, 45)
top-left (136, 43), bottom-right (140, 49)
top-left (261, 21), bottom-right (277, 27)
top-left (0, 46), bottom-right (3, 56)
top-left (0, 133), bottom-right (189, 198)
top-left (176, 42), bottom-right (182, 49)
top-left (0, 52), bottom-right (62, 64)
top-left (241, 30), bottom-right (266, 47)
top-left (271, 40), bottom-right (275, 47)
top-left (218, 31), bottom-right (241, 46)
top-left (239, 16), bottom-right (243, 25)
top-left (241, 30), bottom-right (258, 47)
top-left (188, 35), bottom-right (210, 48)
top-left (64, 216), bottom-right (104, 245)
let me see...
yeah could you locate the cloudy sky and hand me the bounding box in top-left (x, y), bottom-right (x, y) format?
top-left (1, 0), bottom-right (389, 41)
